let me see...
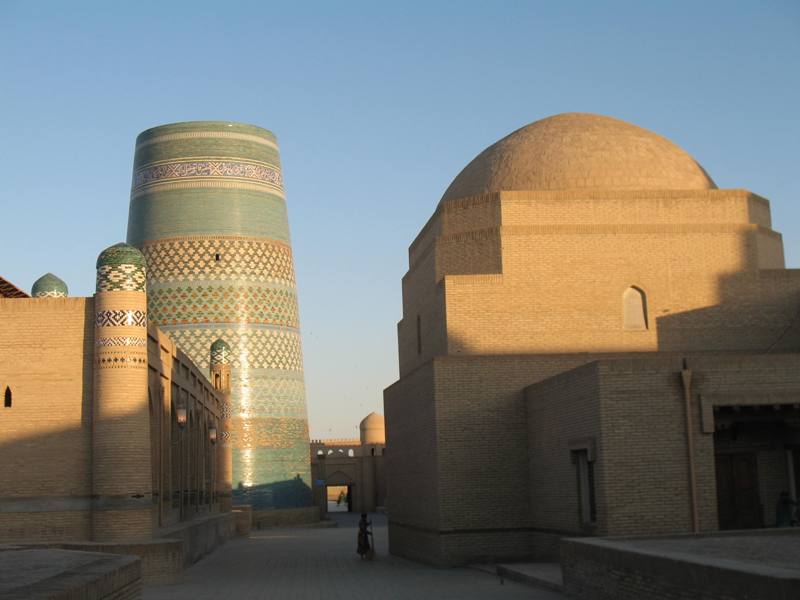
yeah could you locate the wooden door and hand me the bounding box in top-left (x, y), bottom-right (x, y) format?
top-left (715, 453), bottom-right (763, 529)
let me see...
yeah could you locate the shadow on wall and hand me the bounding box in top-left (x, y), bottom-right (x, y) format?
top-left (233, 476), bottom-right (312, 509)
top-left (656, 270), bottom-right (800, 353)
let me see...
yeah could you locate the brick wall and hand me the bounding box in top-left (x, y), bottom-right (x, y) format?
top-left (594, 357), bottom-right (713, 535)
top-left (526, 362), bottom-right (603, 539)
top-left (400, 189), bottom-right (799, 367)
top-left (384, 361), bottom-right (441, 561)
top-left (0, 297), bottom-right (227, 543)
top-left (385, 184), bottom-right (800, 564)
top-left (384, 362), bottom-right (438, 529)
top-left (0, 297), bottom-right (94, 541)
top-left (526, 353), bottom-right (800, 545)
top-left (146, 325), bottom-right (226, 531)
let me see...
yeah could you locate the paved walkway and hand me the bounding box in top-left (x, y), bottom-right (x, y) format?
top-left (144, 513), bottom-right (566, 600)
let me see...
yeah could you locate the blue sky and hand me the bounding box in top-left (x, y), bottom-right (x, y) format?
top-left (2, 1), bottom-right (798, 438)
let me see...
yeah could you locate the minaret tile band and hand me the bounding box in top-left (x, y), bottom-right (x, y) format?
top-left (127, 121), bottom-right (311, 508)
top-left (132, 159), bottom-right (283, 191)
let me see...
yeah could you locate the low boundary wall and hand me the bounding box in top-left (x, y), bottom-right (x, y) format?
top-left (17, 512), bottom-right (235, 583)
top-left (562, 530), bottom-right (800, 600)
top-left (0, 547), bottom-right (141, 599)
top-left (161, 511), bottom-right (236, 569)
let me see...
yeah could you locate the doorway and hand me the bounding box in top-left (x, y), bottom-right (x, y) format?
top-left (327, 484), bottom-right (353, 513)
top-left (715, 452), bottom-right (763, 530)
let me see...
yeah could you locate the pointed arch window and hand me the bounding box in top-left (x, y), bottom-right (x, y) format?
top-left (4, 386), bottom-right (11, 407)
top-left (623, 286), bottom-right (648, 330)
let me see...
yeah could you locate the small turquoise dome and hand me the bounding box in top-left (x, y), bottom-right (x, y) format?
top-left (210, 338), bottom-right (232, 365)
top-left (96, 243), bottom-right (147, 293)
top-left (31, 273), bottom-right (68, 297)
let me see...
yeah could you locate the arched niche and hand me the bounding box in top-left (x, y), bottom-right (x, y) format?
top-left (623, 286), bottom-right (648, 330)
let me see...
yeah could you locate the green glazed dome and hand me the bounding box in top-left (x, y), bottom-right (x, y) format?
top-left (210, 338), bottom-right (232, 365)
top-left (96, 242), bottom-right (147, 269)
top-left (96, 243), bottom-right (147, 293)
top-left (31, 273), bottom-right (68, 297)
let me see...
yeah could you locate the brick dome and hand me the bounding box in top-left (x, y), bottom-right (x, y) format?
top-left (440, 113), bottom-right (716, 202)
top-left (359, 412), bottom-right (385, 445)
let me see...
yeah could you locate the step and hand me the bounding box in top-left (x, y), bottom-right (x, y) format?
top-left (496, 562), bottom-right (564, 593)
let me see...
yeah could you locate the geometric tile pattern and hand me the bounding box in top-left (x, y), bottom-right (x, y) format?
top-left (140, 237), bottom-right (295, 286)
top-left (33, 289), bottom-right (67, 298)
top-left (95, 310), bottom-right (147, 328)
top-left (210, 341), bottom-right (232, 365)
top-left (96, 355), bottom-right (147, 368)
top-left (96, 264), bottom-right (147, 292)
top-left (230, 416), bottom-right (309, 450)
top-left (132, 160), bottom-right (282, 192)
top-left (95, 336), bottom-right (148, 347)
top-left (163, 327), bottom-right (303, 372)
top-left (148, 284), bottom-right (299, 327)
top-left (232, 370), bottom-right (308, 420)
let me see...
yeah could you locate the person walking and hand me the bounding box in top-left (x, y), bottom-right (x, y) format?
top-left (357, 513), bottom-right (374, 559)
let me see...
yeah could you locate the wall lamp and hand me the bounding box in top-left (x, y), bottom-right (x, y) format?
top-left (209, 427), bottom-right (218, 443)
top-left (176, 404), bottom-right (188, 428)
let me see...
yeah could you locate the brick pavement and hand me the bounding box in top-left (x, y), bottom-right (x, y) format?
top-left (144, 513), bottom-right (566, 599)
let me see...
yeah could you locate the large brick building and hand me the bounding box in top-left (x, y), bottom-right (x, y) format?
top-left (384, 113), bottom-right (800, 565)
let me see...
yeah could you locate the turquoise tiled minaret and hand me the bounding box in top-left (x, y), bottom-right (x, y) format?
top-left (126, 121), bottom-right (311, 508)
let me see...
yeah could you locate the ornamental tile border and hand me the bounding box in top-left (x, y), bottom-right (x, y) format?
top-left (95, 336), bottom-right (148, 347)
top-left (95, 310), bottom-right (147, 328)
top-left (96, 356), bottom-right (148, 368)
top-left (33, 290), bottom-right (67, 298)
top-left (132, 160), bottom-right (282, 190)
